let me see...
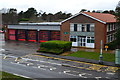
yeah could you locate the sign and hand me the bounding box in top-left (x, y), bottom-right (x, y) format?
top-left (105, 46), bottom-right (108, 49)
top-left (64, 32), bottom-right (68, 34)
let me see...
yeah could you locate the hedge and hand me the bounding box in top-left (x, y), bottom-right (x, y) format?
top-left (38, 40), bottom-right (72, 54)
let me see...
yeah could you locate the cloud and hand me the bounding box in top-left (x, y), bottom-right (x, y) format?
top-left (0, 0), bottom-right (119, 14)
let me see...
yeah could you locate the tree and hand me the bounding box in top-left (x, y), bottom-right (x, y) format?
top-left (115, 1), bottom-right (120, 48)
top-left (24, 7), bottom-right (37, 19)
top-left (41, 12), bottom-right (47, 21)
top-left (102, 10), bottom-right (109, 13)
top-left (80, 9), bottom-right (87, 12)
top-left (2, 8), bottom-right (18, 24)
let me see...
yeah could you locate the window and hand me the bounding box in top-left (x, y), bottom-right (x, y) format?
top-left (70, 36), bottom-right (77, 42)
top-left (107, 35), bottom-right (110, 43)
top-left (70, 23), bottom-right (94, 32)
top-left (87, 37), bottom-right (94, 43)
top-left (70, 24), bottom-right (74, 31)
top-left (91, 37), bottom-right (94, 43)
top-left (74, 24), bottom-right (77, 31)
top-left (82, 24), bottom-right (85, 32)
top-left (86, 24), bottom-right (90, 32)
top-left (87, 37), bottom-right (90, 43)
top-left (77, 24), bottom-right (82, 31)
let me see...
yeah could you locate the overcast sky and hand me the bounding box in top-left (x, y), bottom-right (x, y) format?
top-left (0, 0), bottom-right (120, 14)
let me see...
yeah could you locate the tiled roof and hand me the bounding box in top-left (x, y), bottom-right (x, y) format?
top-left (61, 12), bottom-right (116, 24)
top-left (82, 12), bottom-right (116, 23)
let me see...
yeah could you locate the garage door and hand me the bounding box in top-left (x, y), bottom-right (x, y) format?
top-left (8, 29), bottom-right (16, 40)
top-left (51, 31), bottom-right (60, 40)
top-left (38, 31), bottom-right (50, 42)
top-left (27, 30), bottom-right (37, 42)
top-left (17, 30), bottom-right (26, 41)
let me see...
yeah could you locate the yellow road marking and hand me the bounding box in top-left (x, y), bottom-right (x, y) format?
top-left (22, 54), bottom-right (120, 72)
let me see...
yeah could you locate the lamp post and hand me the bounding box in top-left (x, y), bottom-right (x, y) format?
top-left (99, 40), bottom-right (103, 64)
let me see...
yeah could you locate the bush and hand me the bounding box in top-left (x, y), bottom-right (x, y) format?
top-left (107, 40), bottom-right (117, 50)
top-left (38, 40), bottom-right (72, 54)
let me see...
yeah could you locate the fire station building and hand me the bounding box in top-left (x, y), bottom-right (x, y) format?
top-left (5, 12), bottom-right (117, 49)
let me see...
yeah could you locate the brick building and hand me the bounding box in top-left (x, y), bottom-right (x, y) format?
top-left (5, 12), bottom-right (117, 49)
top-left (6, 22), bottom-right (60, 42)
top-left (61, 12), bottom-right (117, 49)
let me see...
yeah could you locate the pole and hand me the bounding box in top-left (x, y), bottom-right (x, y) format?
top-left (99, 40), bottom-right (103, 64)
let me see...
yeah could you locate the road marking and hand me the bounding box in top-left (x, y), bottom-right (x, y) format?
top-left (33, 54), bottom-right (119, 72)
top-left (3, 56), bottom-right (7, 59)
top-left (13, 73), bottom-right (31, 79)
top-left (95, 77), bottom-right (102, 79)
top-left (0, 49), bottom-right (5, 52)
top-left (106, 72), bottom-right (115, 75)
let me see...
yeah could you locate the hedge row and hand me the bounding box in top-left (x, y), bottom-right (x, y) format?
top-left (38, 40), bottom-right (72, 54)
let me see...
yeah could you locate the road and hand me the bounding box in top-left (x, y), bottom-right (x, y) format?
top-left (0, 33), bottom-right (119, 79)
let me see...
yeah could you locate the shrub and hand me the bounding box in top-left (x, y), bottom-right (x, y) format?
top-left (107, 40), bottom-right (117, 50)
top-left (38, 40), bottom-right (72, 54)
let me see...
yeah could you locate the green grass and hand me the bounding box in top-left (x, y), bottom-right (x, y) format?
top-left (67, 51), bottom-right (115, 62)
top-left (0, 71), bottom-right (31, 80)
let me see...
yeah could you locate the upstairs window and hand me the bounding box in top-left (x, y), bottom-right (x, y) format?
top-left (86, 24), bottom-right (90, 32)
top-left (74, 24), bottom-right (77, 31)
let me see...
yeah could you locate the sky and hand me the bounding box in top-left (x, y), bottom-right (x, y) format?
top-left (0, 0), bottom-right (120, 14)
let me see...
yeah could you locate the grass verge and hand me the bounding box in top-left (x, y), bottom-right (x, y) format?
top-left (67, 51), bottom-right (115, 62)
top-left (0, 71), bottom-right (31, 80)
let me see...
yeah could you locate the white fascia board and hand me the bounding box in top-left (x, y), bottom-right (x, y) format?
top-left (61, 12), bottom-right (106, 24)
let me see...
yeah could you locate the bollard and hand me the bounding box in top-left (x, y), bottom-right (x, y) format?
top-left (115, 49), bottom-right (120, 65)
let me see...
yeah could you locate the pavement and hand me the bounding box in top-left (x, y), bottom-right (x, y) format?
top-left (34, 52), bottom-right (116, 67)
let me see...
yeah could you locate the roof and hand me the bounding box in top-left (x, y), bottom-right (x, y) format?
top-left (61, 12), bottom-right (116, 24)
top-left (19, 22), bottom-right (61, 26)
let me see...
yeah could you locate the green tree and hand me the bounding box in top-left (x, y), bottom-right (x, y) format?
top-left (115, 1), bottom-right (120, 48)
top-left (24, 7), bottom-right (37, 19)
top-left (2, 8), bottom-right (18, 24)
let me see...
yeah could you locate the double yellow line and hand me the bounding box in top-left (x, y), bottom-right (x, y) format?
top-left (33, 54), bottom-right (120, 73)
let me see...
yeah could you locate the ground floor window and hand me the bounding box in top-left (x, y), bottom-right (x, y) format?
top-left (87, 37), bottom-right (94, 43)
top-left (70, 35), bottom-right (95, 48)
top-left (70, 36), bottom-right (77, 42)
top-left (107, 33), bottom-right (115, 43)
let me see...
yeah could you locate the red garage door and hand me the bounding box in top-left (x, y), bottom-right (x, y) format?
top-left (27, 30), bottom-right (36, 42)
top-left (17, 30), bottom-right (26, 41)
top-left (8, 29), bottom-right (16, 40)
top-left (38, 31), bottom-right (50, 42)
top-left (51, 31), bottom-right (60, 40)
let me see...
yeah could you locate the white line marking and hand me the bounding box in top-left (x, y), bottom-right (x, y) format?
top-left (95, 77), bottom-right (102, 79)
top-left (13, 73), bottom-right (31, 79)
top-left (106, 73), bottom-right (115, 75)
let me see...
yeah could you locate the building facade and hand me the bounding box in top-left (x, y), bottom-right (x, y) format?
top-left (6, 22), bottom-right (61, 42)
top-left (60, 12), bottom-right (117, 49)
top-left (5, 12), bottom-right (117, 49)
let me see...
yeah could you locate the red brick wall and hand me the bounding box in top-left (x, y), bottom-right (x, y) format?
top-left (94, 22), bottom-right (106, 49)
top-left (61, 20), bottom-right (70, 41)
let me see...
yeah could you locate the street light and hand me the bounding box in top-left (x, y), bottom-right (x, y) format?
top-left (99, 40), bottom-right (103, 64)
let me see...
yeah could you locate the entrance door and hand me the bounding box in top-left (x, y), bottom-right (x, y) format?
top-left (78, 36), bottom-right (86, 47)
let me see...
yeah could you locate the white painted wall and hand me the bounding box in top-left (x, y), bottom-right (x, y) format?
top-left (86, 43), bottom-right (94, 48)
top-left (72, 42), bottom-right (78, 46)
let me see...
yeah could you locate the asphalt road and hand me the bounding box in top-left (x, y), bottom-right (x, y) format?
top-left (0, 33), bottom-right (119, 79)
